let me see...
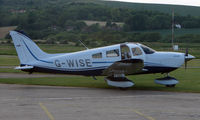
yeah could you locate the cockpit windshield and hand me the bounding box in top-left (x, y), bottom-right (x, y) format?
top-left (139, 44), bottom-right (155, 54)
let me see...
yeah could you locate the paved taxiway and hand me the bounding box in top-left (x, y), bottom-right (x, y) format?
top-left (0, 84), bottom-right (200, 120)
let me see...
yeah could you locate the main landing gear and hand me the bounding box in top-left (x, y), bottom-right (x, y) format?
top-left (104, 74), bottom-right (134, 89)
top-left (154, 73), bottom-right (179, 87)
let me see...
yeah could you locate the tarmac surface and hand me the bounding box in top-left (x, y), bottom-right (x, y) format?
top-left (0, 84), bottom-right (199, 120)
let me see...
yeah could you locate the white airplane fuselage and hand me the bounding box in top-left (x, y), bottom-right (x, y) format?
top-left (20, 42), bottom-right (186, 76)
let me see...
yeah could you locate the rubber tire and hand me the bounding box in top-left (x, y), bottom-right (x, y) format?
top-left (166, 84), bottom-right (176, 88)
top-left (119, 87), bottom-right (129, 90)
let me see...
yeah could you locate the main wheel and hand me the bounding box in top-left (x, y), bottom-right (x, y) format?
top-left (166, 84), bottom-right (176, 88)
top-left (119, 87), bottom-right (129, 90)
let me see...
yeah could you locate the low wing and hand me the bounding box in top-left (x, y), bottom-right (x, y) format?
top-left (103, 59), bottom-right (144, 76)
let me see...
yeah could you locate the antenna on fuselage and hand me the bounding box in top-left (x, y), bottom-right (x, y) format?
top-left (78, 39), bottom-right (89, 50)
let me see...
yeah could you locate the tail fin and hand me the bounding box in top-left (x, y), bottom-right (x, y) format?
top-left (10, 31), bottom-right (51, 64)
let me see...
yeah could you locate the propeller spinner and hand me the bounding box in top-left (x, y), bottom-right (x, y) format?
top-left (184, 48), bottom-right (195, 69)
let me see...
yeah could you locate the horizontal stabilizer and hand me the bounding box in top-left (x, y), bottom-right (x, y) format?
top-left (15, 66), bottom-right (34, 70)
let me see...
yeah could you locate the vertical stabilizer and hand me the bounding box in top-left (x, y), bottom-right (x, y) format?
top-left (10, 31), bottom-right (50, 64)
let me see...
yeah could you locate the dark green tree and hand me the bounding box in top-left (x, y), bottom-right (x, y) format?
top-left (125, 14), bottom-right (148, 31)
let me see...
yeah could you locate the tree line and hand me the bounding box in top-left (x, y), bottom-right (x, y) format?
top-left (1, 2), bottom-right (200, 29)
top-left (1, 1), bottom-right (200, 44)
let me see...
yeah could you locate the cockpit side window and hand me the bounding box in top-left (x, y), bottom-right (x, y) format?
top-left (132, 47), bottom-right (142, 56)
top-left (92, 52), bottom-right (102, 59)
top-left (106, 49), bottom-right (119, 57)
top-left (140, 45), bottom-right (155, 54)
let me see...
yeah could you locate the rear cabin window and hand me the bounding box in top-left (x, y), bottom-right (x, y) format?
top-left (106, 49), bottom-right (119, 57)
top-left (132, 47), bottom-right (142, 56)
top-left (92, 52), bottom-right (102, 59)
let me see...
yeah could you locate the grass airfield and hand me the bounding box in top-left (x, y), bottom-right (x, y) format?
top-left (0, 44), bottom-right (200, 93)
top-left (0, 67), bottom-right (200, 93)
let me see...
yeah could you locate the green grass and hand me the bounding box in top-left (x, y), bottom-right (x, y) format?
top-left (0, 44), bottom-right (17, 55)
top-left (184, 59), bottom-right (200, 67)
top-left (0, 68), bottom-right (24, 73)
top-left (0, 55), bottom-right (19, 66)
top-left (0, 76), bottom-right (109, 88)
top-left (0, 68), bottom-right (199, 92)
top-left (128, 68), bottom-right (200, 92)
top-left (0, 58), bottom-right (199, 92)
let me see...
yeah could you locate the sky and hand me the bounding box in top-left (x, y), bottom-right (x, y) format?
top-left (109, 0), bottom-right (200, 7)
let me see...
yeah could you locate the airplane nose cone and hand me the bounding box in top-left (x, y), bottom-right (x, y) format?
top-left (185, 54), bottom-right (195, 61)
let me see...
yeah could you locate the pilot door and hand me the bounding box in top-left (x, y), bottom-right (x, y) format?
top-left (120, 44), bottom-right (131, 60)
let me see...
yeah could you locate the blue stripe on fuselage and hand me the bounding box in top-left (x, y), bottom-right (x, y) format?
top-left (22, 40), bottom-right (53, 64)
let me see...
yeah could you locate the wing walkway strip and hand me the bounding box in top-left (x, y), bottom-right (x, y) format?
top-left (133, 109), bottom-right (156, 120)
top-left (39, 102), bottom-right (55, 120)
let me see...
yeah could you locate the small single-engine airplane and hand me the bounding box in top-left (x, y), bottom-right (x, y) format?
top-left (10, 30), bottom-right (195, 89)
